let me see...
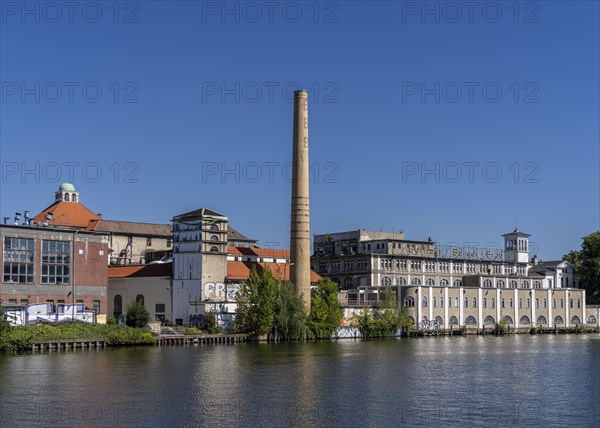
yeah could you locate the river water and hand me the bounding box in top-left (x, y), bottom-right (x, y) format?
top-left (1, 335), bottom-right (599, 427)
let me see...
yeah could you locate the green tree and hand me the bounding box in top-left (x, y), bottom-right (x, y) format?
top-left (307, 278), bottom-right (343, 339)
top-left (234, 266), bottom-right (278, 336)
top-left (275, 282), bottom-right (306, 340)
top-left (563, 250), bottom-right (581, 272)
top-left (580, 232), bottom-right (600, 304)
top-left (356, 289), bottom-right (412, 338)
top-left (125, 301), bottom-right (151, 329)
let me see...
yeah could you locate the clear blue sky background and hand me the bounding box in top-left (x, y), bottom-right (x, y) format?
top-left (1, 1), bottom-right (598, 260)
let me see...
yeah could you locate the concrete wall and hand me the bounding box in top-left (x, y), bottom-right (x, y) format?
top-left (108, 276), bottom-right (172, 322)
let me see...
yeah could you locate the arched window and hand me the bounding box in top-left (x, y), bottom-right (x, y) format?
top-left (72, 194), bottom-right (77, 202)
top-left (554, 315), bottom-right (564, 325)
top-left (135, 294), bottom-right (144, 305)
top-left (473, 297), bottom-right (477, 308)
top-left (570, 316), bottom-right (581, 325)
top-left (483, 279), bottom-right (492, 288)
top-left (440, 297), bottom-right (444, 307)
top-left (577, 299), bottom-right (580, 308)
top-left (210, 235), bottom-right (219, 241)
top-left (483, 297), bottom-right (487, 308)
top-left (497, 280), bottom-right (505, 288)
top-left (464, 297), bottom-right (468, 308)
top-left (522, 281), bottom-right (529, 289)
top-left (526, 298), bottom-right (530, 308)
top-left (422, 297), bottom-right (428, 308)
top-left (491, 298), bottom-right (495, 308)
top-left (210, 224), bottom-right (219, 231)
top-left (432, 297), bottom-right (436, 308)
top-left (570, 299), bottom-right (573, 308)
top-left (501, 298), bottom-right (505, 308)
top-left (543, 298), bottom-right (547, 308)
top-left (560, 299), bottom-right (564, 308)
top-left (448, 297), bottom-right (452, 308)
top-left (484, 315), bottom-right (495, 325)
top-left (519, 315), bottom-right (531, 325)
top-left (509, 298), bottom-right (513, 308)
top-left (503, 315), bottom-right (513, 325)
top-left (509, 280), bottom-right (517, 289)
top-left (113, 295), bottom-right (123, 317)
top-left (210, 246), bottom-right (219, 252)
top-left (465, 315), bottom-right (477, 325)
top-left (426, 278), bottom-right (435, 286)
top-left (381, 276), bottom-right (391, 286)
top-left (64, 193), bottom-right (70, 201)
top-left (536, 315), bottom-right (547, 324)
top-left (440, 279), bottom-right (449, 286)
top-left (404, 296), bottom-right (415, 307)
top-left (587, 315), bottom-right (597, 324)
top-left (435, 315), bottom-right (443, 326)
top-left (449, 315), bottom-right (459, 325)
top-left (455, 297), bottom-right (458, 308)
top-left (553, 299), bottom-right (556, 308)
top-left (519, 298), bottom-right (522, 309)
top-left (453, 279), bottom-right (462, 287)
top-left (397, 277), bottom-right (407, 285)
top-left (411, 278), bottom-right (421, 285)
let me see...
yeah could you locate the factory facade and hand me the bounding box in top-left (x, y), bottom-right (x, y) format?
top-left (312, 229), bottom-right (595, 329)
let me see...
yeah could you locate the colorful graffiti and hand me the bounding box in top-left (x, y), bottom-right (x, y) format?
top-left (2, 303), bottom-right (96, 326)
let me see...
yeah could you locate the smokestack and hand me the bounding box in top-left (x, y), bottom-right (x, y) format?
top-left (290, 90), bottom-right (311, 311)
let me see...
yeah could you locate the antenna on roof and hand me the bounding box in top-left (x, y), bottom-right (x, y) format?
top-left (514, 203), bottom-right (518, 232)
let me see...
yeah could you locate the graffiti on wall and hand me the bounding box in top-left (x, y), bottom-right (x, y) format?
top-left (203, 282), bottom-right (240, 302)
top-left (2, 303), bottom-right (96, 326)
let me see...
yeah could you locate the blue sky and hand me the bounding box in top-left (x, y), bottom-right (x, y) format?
top-left (1, 1), bottom-right (598, 259)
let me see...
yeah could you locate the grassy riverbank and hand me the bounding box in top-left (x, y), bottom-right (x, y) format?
top-left (0, 322), bottom-right (157, 353)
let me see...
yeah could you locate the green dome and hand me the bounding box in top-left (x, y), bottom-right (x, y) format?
top-left (59, 182), bottom-right (76, 192)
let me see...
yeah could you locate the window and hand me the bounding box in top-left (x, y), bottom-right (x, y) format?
top-left (473, 297), bottom-right (477, 308)
top-left (448, 297), bottom-right (452, 308)
top-left (396, 260), bottom-right (407, 271)
top-left (509, 280), bottom-right (517, 289)
top-left (404, 296), bottom-right (415, 307)
top-left (554, 315), bottom-right (564, 325)
top-left (167, 239), bottom-right (172, 248)
top-left (114, 295), bottom-right (123, 315)
top-left (210, 235), bottom-right (219, 242)
top-left (432, 297), bottom-right (436, 308)
top-left (453, 279), bottom-right (462, 287)
top-left (381, 276), bottom-right (391, 286)
top-left (396, 277), bottom-right (407, 285)
top-left (449, 315), bottom-right (459, 325)
top-left (522, 281), bottom-right (529, 289)
top-left (422, 297), bottom-right (428, 308)
top-left (210, 246), bottom-right (219, 252)
top-left (484, 315), bottom-right (495, 325)
top-left (553, 299), bottom-right (556, 308)
top-left (560, 299), bottom-right (564, 308)
top-left (577, 299), bottom-right (580, 308)
top-left (156, 303), bottom-right (166, 313)
top-left (453, 262), bottom-right (462, 273)
top-left (455, 297), bottom-right (458, 307)
top-left (41, 240), bottom-right (71, 285)
top-left (210, 224), bottom-right (219, 231)
top-left (440, 297), bottom-right (444, 307)
top-left (509, 298), bottom-right (513, 308)
top-left (501, 298), bottom-right (505, 308)
top-left (464, 297), bottom-right (468, 308)
top-left (520, 315), bottom-right (531, 325)
top-left (147, 238), bottom-right (152, 246)
top-left (536, 315), bottom-right (547, 324)
top-left (465, 315), bottom-right (477, 325)
top-left (410, 260), bottom-right (421, 271)
top-left (491, 298), bottom-right (495, 308)
top-left (483, 279), bottom-right (492, 288)
top-left (533, 281), bottom-right (541, 289)
top-left (483, 298), bottom-right (487, 308)
top-left (3, 237), bottom-right (34, 283)
top-left (440, 279), bottom-right (449, 286)
top-left (20, 299), bottom-right (28, 305)
top-left (426, 278), bottom-right (435, 286)
top-left (543, 298), bottom-right (547, 308)
top-left (411, 277), bottom-right (421, 285)
top-left (497, 280), bottom-right (505, 288)
top-left (136, 294), bottom-right (145, 305)
top-left (570, 299), bottom-right (573, 308)
top-left (93, 300), bottom-right (100, 314)
top-left (519, 298), bottom-right (522, 309)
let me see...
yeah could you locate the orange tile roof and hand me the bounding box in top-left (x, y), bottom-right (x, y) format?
top-left (228, 246), bottom-right (291, 259)
top-left (227, 261), bottom-right (321, 283)
top-left (33, 201), bottom-right (101, 229)
top-left (108, 263), bottom-right (172, 278)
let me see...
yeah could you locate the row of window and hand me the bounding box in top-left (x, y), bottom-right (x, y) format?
top-left (404, 295), bottom-right (581, 310)
top-left (420, 314), bottom-right (582, 326)
top-left (3, 237), bottom-right (71, 285)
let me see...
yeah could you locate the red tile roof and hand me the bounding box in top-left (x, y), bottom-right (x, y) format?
top-left (33, 201), bottom-right (100, 229)
top-left (227, 261), bottom-right (321, 283)
top-left (108, 263), bottom-right (172, 278)
top-left (228, 246), bottom-right (291, 259)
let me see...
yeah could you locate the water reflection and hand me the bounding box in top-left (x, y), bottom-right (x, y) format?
top-left (0, 336), bottom-right (598, 427)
